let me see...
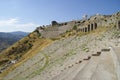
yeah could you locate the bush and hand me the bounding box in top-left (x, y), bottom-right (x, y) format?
top-left (66, 30), bottom-right (70, 33)
top-left (73, 25), bottom-right (77, 30)
top-left (0, 59), bottom-right (9, 66)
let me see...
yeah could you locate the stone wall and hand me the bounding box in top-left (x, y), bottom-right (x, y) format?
top-left (39, 21), bottom-right (75, 38)
top-left (37, 12), bottom-right (120, 38)
top-left (41, 31), bottom-right (61, 38)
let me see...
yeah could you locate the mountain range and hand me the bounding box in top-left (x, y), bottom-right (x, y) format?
top-left (0, 31), bottom-right (29, 53)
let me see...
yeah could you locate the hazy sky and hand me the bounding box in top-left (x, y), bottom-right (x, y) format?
top-left (0, 0), bottom-right (119, 32)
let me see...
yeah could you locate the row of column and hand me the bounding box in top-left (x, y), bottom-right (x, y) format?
top-left (78, 23), bottom-right (97, 32)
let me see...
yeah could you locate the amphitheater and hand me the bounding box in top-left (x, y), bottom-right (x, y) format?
top-left (0, 12), bottom-right (120, 80)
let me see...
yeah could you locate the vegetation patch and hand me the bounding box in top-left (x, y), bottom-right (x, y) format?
top-left (73, 25), bottom-right (77, 30)
top-left (81, 44), bottom-right (89, 52)
top-left (0, 31), bottom-right (52, 79)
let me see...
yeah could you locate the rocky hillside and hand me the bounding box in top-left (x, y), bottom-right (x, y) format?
top-left (0, 31), bottom-right (28, 52)
top-left (0, 12), bottom-right (120, 80)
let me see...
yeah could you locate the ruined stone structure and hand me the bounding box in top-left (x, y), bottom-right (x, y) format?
top-left (77, 22), bottom-right (98, 32)
top-left (37, 21), bottom-right (75, 38)
top-left (51, 21), bottom-right (59, 26)
top-left (36, 12), bottom-right (120, 38)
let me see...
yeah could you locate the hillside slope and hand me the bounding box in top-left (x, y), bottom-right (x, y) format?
top-left (2, 27), bottom-right (120, 80)
top-left (0, 31), bottom-right (28, 52)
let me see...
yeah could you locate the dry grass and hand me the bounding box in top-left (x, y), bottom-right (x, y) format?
top-left (0, 38), bottom-right (52, 79)
top-left (0, 31), bottom-right (53, 79)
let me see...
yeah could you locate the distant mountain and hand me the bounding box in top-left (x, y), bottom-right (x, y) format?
top-left (10, 31), bottom-right (28, 37)
top-left (0, 31), bottom-right (29, 53)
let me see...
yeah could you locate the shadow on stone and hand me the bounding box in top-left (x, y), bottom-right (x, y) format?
top-left (101, 49), bottom-right (110, 52)
top-left (83, 56), bottom-right (91, 60)
top-left (92, 52), bottom-right (101, 56)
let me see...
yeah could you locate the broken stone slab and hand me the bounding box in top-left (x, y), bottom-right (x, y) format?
top-left (83, 56), bottom-right (91, 60)
top-left (92, 52), bottom-right (101, 56)
top-left (101, 49), bottom-right (110, 52)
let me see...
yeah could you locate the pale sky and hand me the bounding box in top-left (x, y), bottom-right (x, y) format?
top-left (0, 0), bottom-right (119, 32)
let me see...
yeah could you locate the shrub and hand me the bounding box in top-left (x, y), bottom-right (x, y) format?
top-left (0, 59), bottom-right (9, 66)
top-left (66, 30), bottom-right (70, 33)
top-left (73, 25), bottom-right (77, 30)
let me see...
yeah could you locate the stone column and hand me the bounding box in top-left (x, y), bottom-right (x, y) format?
top-left (88, 24), bottom-right (90, 32)
top-left (82, 28), bottom-right (85, 32)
